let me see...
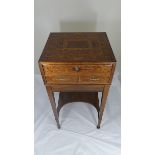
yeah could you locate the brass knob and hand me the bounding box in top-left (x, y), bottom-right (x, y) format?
top-left (74, 66), bottom-right (80, 72)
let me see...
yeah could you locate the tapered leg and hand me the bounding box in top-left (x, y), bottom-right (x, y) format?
top-left (97, 85), bottom-right (110, 129)
top-left (46, 86), bottom-right (60, 129)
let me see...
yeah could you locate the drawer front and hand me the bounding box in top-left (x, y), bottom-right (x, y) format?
top-left (42, 64), bottom-right (112, 76)
top-left (41, 64), bottom-right (113, 85)
top-left (45, 74), bottom-right (111, 85)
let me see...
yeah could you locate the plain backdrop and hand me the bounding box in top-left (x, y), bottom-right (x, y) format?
top-left (1, 0), bottom-right (155, 155)
top-left (34, 0), bottom-right (121, 79)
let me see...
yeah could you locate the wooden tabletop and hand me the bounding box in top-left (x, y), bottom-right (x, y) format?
top-left (39, 32), bottom-right (116, 63)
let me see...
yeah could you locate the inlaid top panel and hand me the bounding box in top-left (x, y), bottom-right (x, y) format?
top-left (39, 32), bottom-right (116, 62)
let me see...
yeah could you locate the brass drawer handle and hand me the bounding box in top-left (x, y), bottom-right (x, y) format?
top-left (90, 76), bottom-right (99, 81)
top-left (73, 66), bottom-right (80, 72)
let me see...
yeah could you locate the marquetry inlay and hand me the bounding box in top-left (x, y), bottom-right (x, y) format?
top-left (39, 32), bottom-right (116, 62)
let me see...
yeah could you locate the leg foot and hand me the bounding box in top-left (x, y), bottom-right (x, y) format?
top-left (97, 125), bottom-right (100, 129)
top-left (58, 125), bottom-right (61, 129)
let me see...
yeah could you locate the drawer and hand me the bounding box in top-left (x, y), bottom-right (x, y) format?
top-left (45, 74), bottom-right (111, 85)
top-left (45, 75), bottom-right (79, 84)
top-left (42, 64), bottom-right (112, 76)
